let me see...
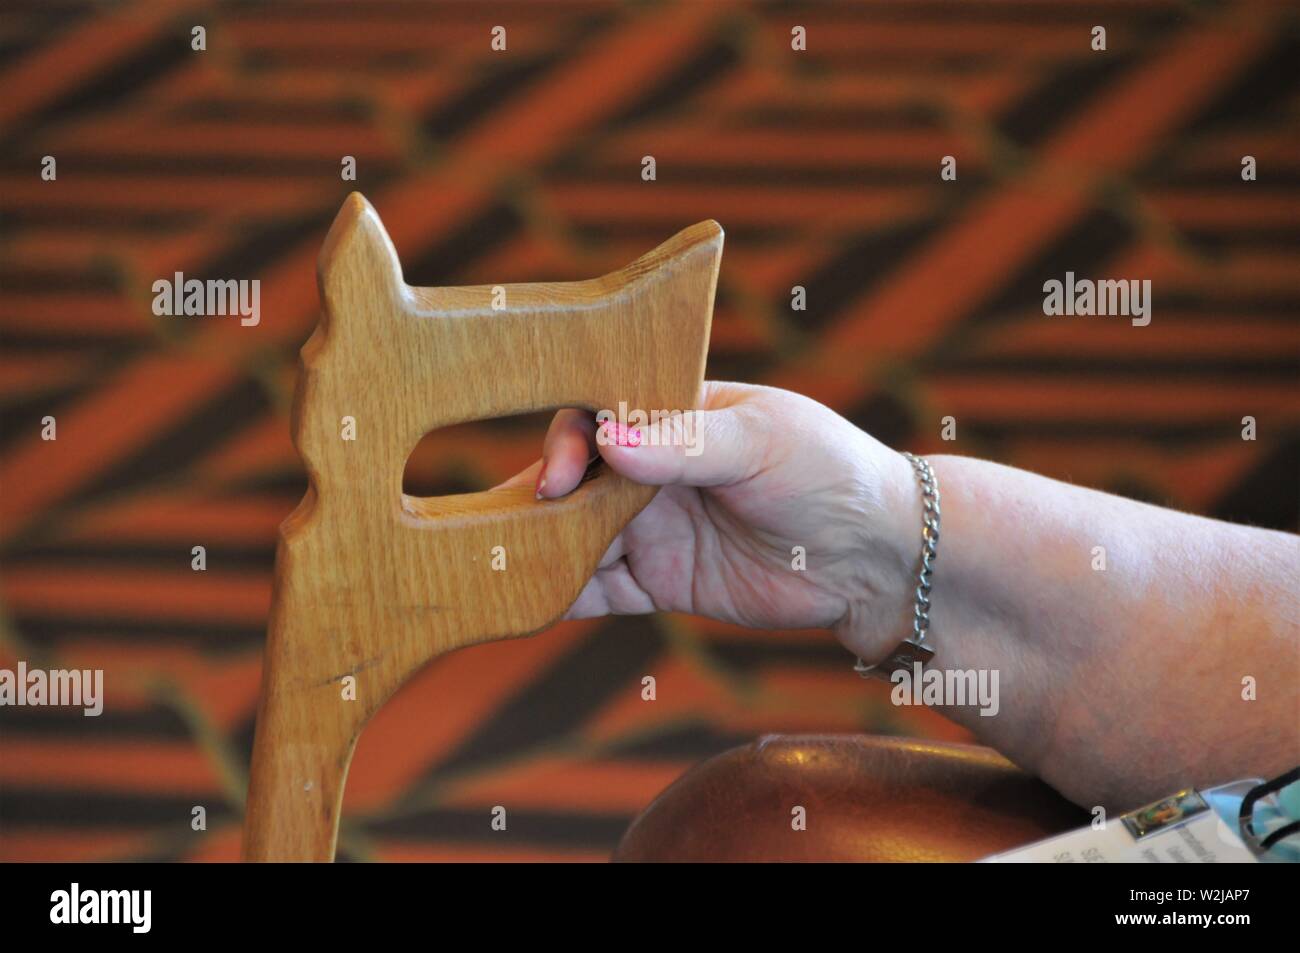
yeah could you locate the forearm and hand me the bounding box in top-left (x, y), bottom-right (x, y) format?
top-left (887, 453), bottom-right (1299, 810)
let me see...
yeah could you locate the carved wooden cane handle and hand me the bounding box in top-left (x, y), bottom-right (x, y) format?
top-left (242, 193), bottom-right (721, 861)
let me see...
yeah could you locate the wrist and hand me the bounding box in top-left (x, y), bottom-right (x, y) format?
top-left (834, 438), bottom-right (928, 662)
top-left (906, 454), bottom-right (1053, 763)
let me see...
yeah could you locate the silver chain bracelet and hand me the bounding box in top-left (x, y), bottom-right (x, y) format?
top-left (854, 452), bottom-right (941, 680)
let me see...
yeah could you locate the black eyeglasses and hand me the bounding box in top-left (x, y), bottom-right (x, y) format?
top-left (1238, 765), bottom-right (1300, 859)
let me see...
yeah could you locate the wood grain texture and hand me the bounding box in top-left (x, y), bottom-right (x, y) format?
top-left (242, 192), bottom-right (721, 861)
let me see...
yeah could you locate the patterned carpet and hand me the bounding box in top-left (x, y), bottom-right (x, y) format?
top-left (0, 0), bottom-right (1297, 861)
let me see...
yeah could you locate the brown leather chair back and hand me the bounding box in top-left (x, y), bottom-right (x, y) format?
top-left (615, 735), bottom-right (1086, 862)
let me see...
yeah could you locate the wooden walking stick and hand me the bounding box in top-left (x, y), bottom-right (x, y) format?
top-left (242, 193), bottom-right (722, 861)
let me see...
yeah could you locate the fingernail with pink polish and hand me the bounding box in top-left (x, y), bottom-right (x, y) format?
top-left (598, 420), bottom-right (641, 448)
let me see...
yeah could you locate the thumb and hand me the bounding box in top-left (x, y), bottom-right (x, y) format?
top-left (595, 407), bottom-right (764, 488)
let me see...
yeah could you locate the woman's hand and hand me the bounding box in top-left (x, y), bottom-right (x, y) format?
top-left (497, 380), bottom-right (1299, 809)
top-left (503, 381), bottom-right (920, 663)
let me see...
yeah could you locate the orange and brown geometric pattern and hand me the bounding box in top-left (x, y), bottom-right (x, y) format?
top-left (1, 0), bottom-right (1297, 861)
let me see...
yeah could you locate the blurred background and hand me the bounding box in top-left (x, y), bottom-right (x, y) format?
top-left (1, 0), bottom-right (1297, 861)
